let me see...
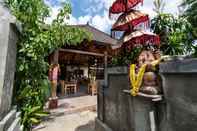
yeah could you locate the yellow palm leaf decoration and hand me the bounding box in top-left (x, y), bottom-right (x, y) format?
top-left (130, 64), bottom-right (147, 96)
top-left (129, 55), bottom-right (168, 96)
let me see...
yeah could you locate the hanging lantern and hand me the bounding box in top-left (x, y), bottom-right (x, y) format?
top-left (122, 30), bottom-right (160, 47)
top-left (112, 10), bottom-right (149, 31)
top-left (109, 0), bottom-right (143, 14)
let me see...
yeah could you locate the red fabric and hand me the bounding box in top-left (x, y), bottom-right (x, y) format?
top-left (112, 14), bottom-right (149, 31)
top-left (123, 34), bottom-right (160, 47)
top-left (109, 0), bottom-right (143, 14)
top-left (112, 35), bottom-right (160, 52)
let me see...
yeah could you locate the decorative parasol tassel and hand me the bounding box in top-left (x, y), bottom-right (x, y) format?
top-left (145, 19), bottom-right (150, 29)
top-left (141, 0), bottom-right (143, 5)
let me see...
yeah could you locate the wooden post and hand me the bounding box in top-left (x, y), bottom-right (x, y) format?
top-left (124, 0), bottom-right (128, 12)
top-left (50, 49), bottom-right (59, 64)
top-left (104, 51), bottom-right (108, 87)
top-left (54, 49), bottom-right (59, 64)
top-left (49, 49), bottom-right (59, 109)
top-left (88, 58), bottom-right (90, 79)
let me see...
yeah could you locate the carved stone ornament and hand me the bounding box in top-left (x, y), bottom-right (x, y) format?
top-left (137, 50), bottom-right (161, 95)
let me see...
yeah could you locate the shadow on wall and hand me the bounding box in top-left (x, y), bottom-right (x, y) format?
top-left (75, 120), bottom-right (95, 131)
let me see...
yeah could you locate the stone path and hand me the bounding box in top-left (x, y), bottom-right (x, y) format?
top-left (33, 95), bottom-right (97, 131)
top-left (33, 110), bottom-right (96, 131)
top-left (48, 95), bottom-right (97, 115)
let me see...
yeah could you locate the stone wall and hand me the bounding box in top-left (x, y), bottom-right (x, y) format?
top-left (96, 58), bottom-right (197, 131)
top-left (96, 67), bottom-right (133, 131)
top-left (96, 67), bottom-right (162, 131)
top-left (160, 58), bottom-right (197, 131)
top-left (0, 22), bottom-right (18, 120)
top-left (0, 4), bottom-right (22, 131)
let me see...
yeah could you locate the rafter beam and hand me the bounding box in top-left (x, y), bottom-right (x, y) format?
top-left (59, 48), bottom-right (105, 57)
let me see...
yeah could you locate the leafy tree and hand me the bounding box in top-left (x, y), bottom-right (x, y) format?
top-left (182, 0), bottom-right (197, 38)
top-left (6, 0), bottom-right (92, 130)
top-left (182, 0), bottom-right (197, 56)
top-left (111, 47), bottom-right (143, 66)
top-left (153, 0), bottom-right (166, 14)
top-left (151, 2), bottom-right (194, 55)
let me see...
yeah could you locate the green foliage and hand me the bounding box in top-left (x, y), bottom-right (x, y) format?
top-left (182, 0), bottom-right (197, 38)
top-left (21, 106), bottom-right (49, 129)
top-left (151, 13), bottom-right (194, 55)
top-left (182, 0), bottom-right (197, 56)
top-left (153, 0), bottom-right (166, 14)
top-left (111, 47), bottom-right (143, 66)
top-left (6, 0), bottom-right (92, 130)
top-left (193, 46), bottom-right (197, 57)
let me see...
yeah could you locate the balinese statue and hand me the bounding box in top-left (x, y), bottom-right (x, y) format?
top-left (137, 50), bottom-right (161, 95)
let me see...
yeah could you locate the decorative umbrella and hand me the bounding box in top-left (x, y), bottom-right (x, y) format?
top-left (112, 10), bottom-right (149, 31)
top-left (109, 0), bottom-right (143, 14)
top-left (122, 30), bottom-right (160, 47)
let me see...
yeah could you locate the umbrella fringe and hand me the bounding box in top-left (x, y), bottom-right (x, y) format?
top-left (112, 14), bottom-right (149, 31)
top-left (109, 0), bottom-right (144, 14)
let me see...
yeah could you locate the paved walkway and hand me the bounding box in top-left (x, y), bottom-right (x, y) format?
top-left (48, 95), bottom-right (97, 115)
top-left (34, 110), bottom-right (96, 131)
top-left (33, 95), bottom-right (97, 131)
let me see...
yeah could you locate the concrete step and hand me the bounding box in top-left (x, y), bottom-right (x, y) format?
top-left (7, 117), bottom-right (21, 131)
top-left (0, 109), bottom-right (16, 131)
top-left (0, 109), bottom-right (22, 131)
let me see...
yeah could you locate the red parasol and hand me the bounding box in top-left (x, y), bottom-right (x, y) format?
top-left (112, 10), bottom-right (149, 31)
top-left (122, 30), bottom-right (160, 47)
top-left (109, 0), bottom-right (143, 14)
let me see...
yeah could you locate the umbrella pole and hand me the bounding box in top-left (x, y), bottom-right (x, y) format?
top-left (124, 0), bottom-right (128, 12)
top-left (128, 24), bottom-right (134, 33)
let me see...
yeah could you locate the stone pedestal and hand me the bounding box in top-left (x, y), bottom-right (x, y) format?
top-left (48, 97), bottom-right (58, 109)
top-left (0, 3), bottom-right (22, 131)
top-left (132, 97), bottom-right (156, 131)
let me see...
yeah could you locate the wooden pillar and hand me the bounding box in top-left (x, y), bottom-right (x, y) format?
top-left (50, 49), bottom-right (59, 64)
top-left (88, 64), bottom-right (90, 79)
top-left (104, 51), bottom-right (108, 87)
top-left (88, 56), bottom-right (91, 79)
top-left (49, 49), bottom-right (59, 109)
top-left (65, 63), bottom-right (67, 81)
top-left (54, 49), bottom-right (59, 64)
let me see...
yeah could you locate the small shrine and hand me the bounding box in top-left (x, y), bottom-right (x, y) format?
top-left (109, 0), bottom-right (162, 98)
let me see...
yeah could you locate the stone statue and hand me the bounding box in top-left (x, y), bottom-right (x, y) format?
top-left (137, 50), bottom-right (162, 95)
